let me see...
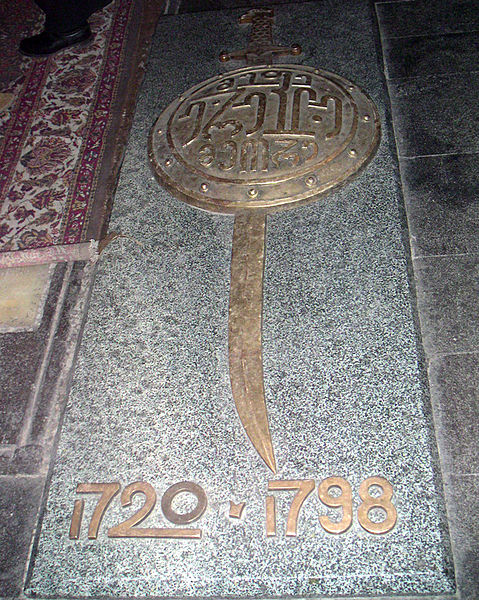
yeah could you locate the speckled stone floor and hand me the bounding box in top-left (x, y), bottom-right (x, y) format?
top-left (1, 0), bottom-right (479, 598)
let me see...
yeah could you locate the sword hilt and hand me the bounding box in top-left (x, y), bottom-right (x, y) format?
top-left (241, 8), bottom-right (274, 49)
top-left (219, 8), bottom-right (301, 65)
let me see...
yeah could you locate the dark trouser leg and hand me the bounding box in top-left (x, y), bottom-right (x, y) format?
top-left (35, 0), bottom-right (111, 33)
top-left (19, 0), bottom-right (112, 55)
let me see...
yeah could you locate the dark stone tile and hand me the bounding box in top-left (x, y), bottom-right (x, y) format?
top-left (0, 263), bottom-right (66, 448)
top-left (8, 445), bottom-right (43, 475)
top-left (0, 475), bottom-right (44, 597)
top-left (388, 72), bottom-right (479, 156)
top-left (400, 153), bottom-right (479, 257)
top-left (383, 31), bottom-right (479, 79)
top-left (179, 0), bottom-right (305, 13)
top-left (29, 263), bottom-right (87, 446)
top-left (0, 262), bottom-right (91, 477)
top-left (151, 1), bottom-right (387, 108)
top-left (443, 475), bottom-right (479, 599)
top-left (413, 255), bottom-right (479, 356)
top-left (376, 0), bottom-right (479, 39)
top-left (428, 353), bottom-right (479, 475)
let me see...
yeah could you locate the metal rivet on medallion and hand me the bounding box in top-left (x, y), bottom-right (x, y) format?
top-left (248, 188), bottom-right (258, 198)
top-left (200, 182), bottom-right (209, 192)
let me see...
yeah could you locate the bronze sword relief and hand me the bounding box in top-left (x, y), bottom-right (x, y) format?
top-left (148, 9), bottom-right (380, 473)
top-left (219, 8), bottom-right (301, 65)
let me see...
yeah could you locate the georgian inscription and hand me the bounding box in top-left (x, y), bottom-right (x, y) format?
top-left (69, 476), bottom-right (396, 541)
top-left (169, 69), bottom-right (350, 181)
top-left (150, 64), bottom-right (379, 212)
top-left (149, 65), bottom-right (380, 468)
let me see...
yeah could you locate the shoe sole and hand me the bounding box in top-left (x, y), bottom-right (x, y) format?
top-left (19, 34), bottom-right (92, 58)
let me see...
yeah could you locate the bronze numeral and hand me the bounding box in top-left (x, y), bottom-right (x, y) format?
top-left (357, 476), bottom-right (397, 534)
top-left (317, 476), bottom-right (353, 534)
top-left (268, 479), bottom-right (315, 536)
top-left (107, 481), bottom-right (201, 538)
top-left (70, 481), bottom-right (204, 540)
top-left (75, 482), bottom-right (120, 539)
top-left (69, 499), bottom-right (84, 540)
top-left (69, 477), bottom-right (397, 541)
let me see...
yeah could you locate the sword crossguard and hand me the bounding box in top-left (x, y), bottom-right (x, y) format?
top-left (219, 8), bottom-right (301, 65)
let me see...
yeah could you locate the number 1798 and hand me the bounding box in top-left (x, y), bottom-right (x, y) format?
top-left (266, 476), bottom-right (396, 536)
top-left (68, 475), bottom-right (396, 541)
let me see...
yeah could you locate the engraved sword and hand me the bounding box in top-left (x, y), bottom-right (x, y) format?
top-left (149, 10), bottom-right (380, 474)
top-left (223, 10), bottom-right (303, 473)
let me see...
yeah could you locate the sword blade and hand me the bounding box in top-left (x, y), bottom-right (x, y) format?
top-left (228, 212), bottom-right (276, 473)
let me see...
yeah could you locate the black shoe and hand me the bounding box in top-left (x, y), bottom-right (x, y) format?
top-left (19, 25), bottom-right (92, 57)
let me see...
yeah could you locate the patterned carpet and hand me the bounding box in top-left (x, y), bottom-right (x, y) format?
top-left (0, 0), bottom-right (160, 267)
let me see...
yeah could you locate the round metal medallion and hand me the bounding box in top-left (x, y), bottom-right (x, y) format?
top-left (149, 65), bottom-right (380, 214)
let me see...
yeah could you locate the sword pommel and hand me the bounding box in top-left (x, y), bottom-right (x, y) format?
top-left (218, 8), bottom-right (301, 65)
top-left (238, 8), bottom-right (274, 25)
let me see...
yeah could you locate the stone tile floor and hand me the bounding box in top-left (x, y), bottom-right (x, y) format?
top-left (376, 0), bottom-right (479, 596)
top-left (0, 0), bottom-right (478, 597)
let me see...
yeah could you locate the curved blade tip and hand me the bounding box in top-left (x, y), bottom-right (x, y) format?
top-left (260, 442), bottom-right (277, 474)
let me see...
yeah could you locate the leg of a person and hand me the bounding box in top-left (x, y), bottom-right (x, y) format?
top-left (35, 0), bottom-right (111, 33)
top-left (19, 0), bottom-right (112, 55)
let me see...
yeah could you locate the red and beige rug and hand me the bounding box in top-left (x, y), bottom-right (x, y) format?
top-left (0, 0), bottom-right (161, 268)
